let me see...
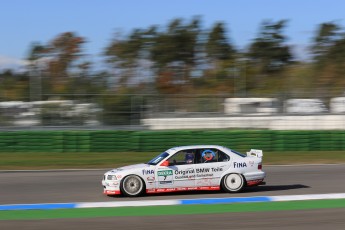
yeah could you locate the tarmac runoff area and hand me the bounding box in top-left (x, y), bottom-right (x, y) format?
top-left (2, 165), bottom-right (345, 229)
top-left (1, 164), bottom-right (345, 221)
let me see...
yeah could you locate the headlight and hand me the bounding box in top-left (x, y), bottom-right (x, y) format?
top-left (107, 175), bottom-right (117, 180)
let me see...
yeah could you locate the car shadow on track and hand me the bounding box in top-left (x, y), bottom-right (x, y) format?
top-left (141, 184), bottom-right (310, 197)
top-left (106, 190), bottom-right (226, 199)
top-left (245, 184), bottom-right (310, 193)
top-left (107, 184), bottom-right (310, 199)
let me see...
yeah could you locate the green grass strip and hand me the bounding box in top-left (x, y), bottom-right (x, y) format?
top-left (1, 199), bottom-right (345, 220)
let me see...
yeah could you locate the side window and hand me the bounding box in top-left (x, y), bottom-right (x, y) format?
top-left (168, 150), bottom-right (196, 166)
top-left (196, 148), bottom-right (230, 164)
top-left (217, 150), bottom-right (230, 162)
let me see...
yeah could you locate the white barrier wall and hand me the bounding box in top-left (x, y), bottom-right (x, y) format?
top-left (142, 115), bottom-right (345, 130)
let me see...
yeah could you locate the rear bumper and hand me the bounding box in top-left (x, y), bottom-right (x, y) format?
top-left (246, 179), bottom-right (265, 186)
top-left (244, 171), bottom-right (266, 186)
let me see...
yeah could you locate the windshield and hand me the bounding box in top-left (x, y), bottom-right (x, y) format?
top-left (147, 152), bottom-right (169, 165)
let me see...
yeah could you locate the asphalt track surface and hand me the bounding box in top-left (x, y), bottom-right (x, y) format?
top-left (1, 164), bottom-right (345, 229)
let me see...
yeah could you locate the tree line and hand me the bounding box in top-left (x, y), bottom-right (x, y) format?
top-left (1, 17), bottom-right (345, 102)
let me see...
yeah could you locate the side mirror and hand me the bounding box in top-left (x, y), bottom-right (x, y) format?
top-left (160, 160), bottom-right (169, 167)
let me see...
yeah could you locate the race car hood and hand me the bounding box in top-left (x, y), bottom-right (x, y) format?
top-left (107, 163), bottom-right (149, 174)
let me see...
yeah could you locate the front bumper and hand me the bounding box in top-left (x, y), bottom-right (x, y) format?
top-left (104, 189), bottom-right (121, 195)
top-left (102, 180), bottom-right (121, 195)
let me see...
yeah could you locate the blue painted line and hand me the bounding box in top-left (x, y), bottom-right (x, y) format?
top-left (180, 196), bottom-right (272, 205)
top-left (0, 203), bottom-right (77, 211)
top-left (2, 193), bottom-right (345, 211)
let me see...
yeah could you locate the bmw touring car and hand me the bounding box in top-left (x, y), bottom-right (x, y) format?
top-left (102, 145), bottom-right (265, 197)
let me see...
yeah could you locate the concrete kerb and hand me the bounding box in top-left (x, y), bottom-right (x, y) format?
top-left (2, 193), bottom-right (345, 211)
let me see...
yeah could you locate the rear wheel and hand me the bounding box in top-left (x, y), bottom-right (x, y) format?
top-left (221, 173), bottom-right (245, 192)
top-left (120, 175), bottom-right (145, 197)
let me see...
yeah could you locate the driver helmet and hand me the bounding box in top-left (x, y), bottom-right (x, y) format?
top-left (185, 152), bottom-right (194, 164)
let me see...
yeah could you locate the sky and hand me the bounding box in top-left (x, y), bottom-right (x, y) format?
top-left (1, 0), bottom-right (345, 71)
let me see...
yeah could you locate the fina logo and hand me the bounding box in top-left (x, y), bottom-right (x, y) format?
top-left (233, 162), bottom-right (247, 168)
top-left (142, 169), bottom-right (155, 175)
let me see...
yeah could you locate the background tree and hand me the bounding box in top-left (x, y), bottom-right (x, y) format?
top-left (105, 29), bottom-right (147, 86)
top-left (150, 17), bottom-right (201, 93)
top-left (0, 70), bottom-right (29, 101)
top-left (247, 20), bottom-right (292, 93)
top-left (310, 22), bottom-right (345, 95)
top-left (201, 22), bottom-right (237, 93)
top-left (42, 32), bottom-right (86, 94)
top-left (5, 16), bottom-right (345, 118)
top-left (248, 20), bottom-right (292, 73)
top-left (311, 22), bottom-right (341, 61)
top-left (205, 22), bottom-right (235, 64)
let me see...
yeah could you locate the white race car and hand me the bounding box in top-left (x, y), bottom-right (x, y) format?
top-left (102, 145), bottom-right (266, 197)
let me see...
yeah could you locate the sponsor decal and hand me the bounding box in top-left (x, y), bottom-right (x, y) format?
top-left (159, 181), bottom-right (173, 185)
top-left (196, 167), bottom-right (223, 173)
top-left (116, 175), bottom-right (122, 179)
top-left (157, 170), bottom-right (173, 176)
top-left (152, 156), bottom-right (164, 164)
top-left (196, 168), bottom-right (210, 173)
top-left (175, 168), bottom-right (194, 176)
top-left (198, 186), bottom-right (212, 190)
top-left (174, 169), bottom-right (194, 179)
top-left (249, 161), bottom-right (255, 167)
top-left (173, 167), bottom-right (223, 180)
top-left (210, 166), bottom-right (224, 172)
top-left (157, 170), bottom-right (173, 181)
top-left (196, 173), bottom-right (213, 178)
top-left (175, 175), bottom-right (195, 180)
top-left (146, 176), bottom-right (155, 182)
top-left (174, 167), bottom-right (223, 176)
top-left (146, 186), bottom-right (220, 194)
top-left (142, 169), bottom-right (155, 175)
top-left (233, 162), bottom-right (247, 168)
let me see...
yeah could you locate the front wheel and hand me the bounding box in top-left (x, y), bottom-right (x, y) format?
top-left (221, 173), bottom-right (245, 192)
top-left (120, 175), bottom-right (145, 197)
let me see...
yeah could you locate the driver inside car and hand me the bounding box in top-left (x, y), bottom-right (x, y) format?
top-left (185, 152), bottom-right (194, 164)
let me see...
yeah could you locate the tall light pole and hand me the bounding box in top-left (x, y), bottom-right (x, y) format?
top-left (29, 59), bottom-right (43, 102)
top-left (238, 57), bottom-right (248, 97)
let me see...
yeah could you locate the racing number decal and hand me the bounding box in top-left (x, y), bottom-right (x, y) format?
top-left (157, 170), bottom-right (173, 184)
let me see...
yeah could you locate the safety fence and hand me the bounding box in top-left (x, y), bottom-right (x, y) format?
top-left (0, 130), bottom-right (344, 152)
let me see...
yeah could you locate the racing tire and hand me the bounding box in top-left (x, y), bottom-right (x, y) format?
top-left (221, 173), bottom-right (245, 193)
top-left (120, 175), bottom-right (145, 197)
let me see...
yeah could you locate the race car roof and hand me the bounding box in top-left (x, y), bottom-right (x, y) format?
top-left (166, 145), bottom-right (230, 154)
